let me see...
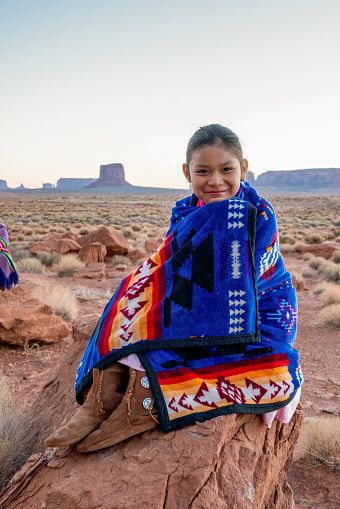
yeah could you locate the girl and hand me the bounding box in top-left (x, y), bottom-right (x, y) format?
top-left (46, 124), bottom-right (302, 452)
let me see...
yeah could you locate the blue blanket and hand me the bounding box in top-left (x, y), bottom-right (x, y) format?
top-left (75, 182), bottom-right (302, 431)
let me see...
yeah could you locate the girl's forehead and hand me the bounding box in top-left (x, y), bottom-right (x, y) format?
top-left (190, 144), bottom-right (239, 164)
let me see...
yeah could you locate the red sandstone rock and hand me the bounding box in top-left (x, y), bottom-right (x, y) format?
top-left (58, 238), bottom-right (81, 255)
top-left (78, 242), bottom-right (107, 264)
top-left (0, 315), bottom-right (303, 509)
top-left (73, 262), bottom-right (106, 279)
top-left (29, 238), bottom-right (60, 255)
top-left (77, 226), bottom-right (129, 256)
top-left (300, 243), bottom-right (338, 259)
top-left (127, 248), bottom-right (148, 263)
top-left (29, 238), bottom-right (81, 256)
top-left (145, 238), bottom-right (160, 252)
top-left (0, 286), bottom-right (70, 347)
top-left (61, 232), bottom-right (79, 242)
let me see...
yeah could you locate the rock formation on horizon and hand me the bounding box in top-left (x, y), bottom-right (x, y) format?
top-left (56, 178), bottom-right (97, 190)
top-left (0, 179), bottom-right (8, 189)
top-left (85, 163), bottom-right (131, 188)
top-left (256, 167), bottom-right (340, 188)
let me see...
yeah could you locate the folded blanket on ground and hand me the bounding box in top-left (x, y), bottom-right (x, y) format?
top-left (75, 184), bottom-right (303, 432)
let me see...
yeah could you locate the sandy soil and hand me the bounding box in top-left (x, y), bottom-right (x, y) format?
top-left (1, 247), bottom-right (339, 506)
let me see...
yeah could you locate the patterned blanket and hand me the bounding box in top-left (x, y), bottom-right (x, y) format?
top-left (0, 219), bottom-right (18, 290)
top-left (76, 183), bottom-right (303, 432)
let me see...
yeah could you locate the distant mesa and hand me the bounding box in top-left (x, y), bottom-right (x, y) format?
top-left (0, 180), bottom-right (8, 189)
top-left (42, 183), bottom-right (55, 189)
top-left (85, 163), bottom-right (131, 188)
top-left (57, 178), bottom-right (97, 190)
top-left (256, 168), bottom-right (340, 187)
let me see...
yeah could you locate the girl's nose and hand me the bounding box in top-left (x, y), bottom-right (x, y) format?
top-left (208, 172), bottom-right (224, 186)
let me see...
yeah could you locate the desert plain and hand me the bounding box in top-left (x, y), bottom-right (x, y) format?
top-left (0, 190), bottom-right (339, 507)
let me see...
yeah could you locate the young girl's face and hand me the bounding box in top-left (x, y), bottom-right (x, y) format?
top-left (183, 144), bottom-right (248, 204)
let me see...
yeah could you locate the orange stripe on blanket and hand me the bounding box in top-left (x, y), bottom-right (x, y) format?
top-left (157, 358), bottom-right (289, 386)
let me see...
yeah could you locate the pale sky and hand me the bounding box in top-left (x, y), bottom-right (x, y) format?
top-left (1, 0), bottom-right (339, 189)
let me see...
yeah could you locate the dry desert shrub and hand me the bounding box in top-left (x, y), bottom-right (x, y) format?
top-left (280, 234), bottom-right (295, 245)
top-left (109, 254), bottom-right (132, 268)
top-left (320, 283), bottom-right (340, 305)
top-left (0, 371), bottom-right (38, 490)
top-left (280, 244), bottom-right (296, 254)
top-left (298, 417), bottom-right (340, 471)
top-left (305, 233), bottom-right (324, 244)
top-left (308, 256), bottom-right (327, 271)
top-left (332, 251), bottom-right (340, 264)
top-left (122, 227), bottom-right (133, 238)
top-left (16, 257), bottom-right (45, 274)
top-left (73, 285), bottom-right (112, 301)
top-left (53, 254), bottom-right (85, 276)
top-left (323, 261), bottom-right (340, 282)
top-left (32, 283), bottom-right (79, 321)
top-left (320, 303), bottom-right (340, 327)
top-left (37, 251), bottom-right (61, 267)
top-left (302, 267), bottom-right (318, 278)
top-left (9, 242), bottom-right (32, 261)
top-left (302, 252), bottom-right (313, 260)
top-left (293, 243), bottom-right (304, 252)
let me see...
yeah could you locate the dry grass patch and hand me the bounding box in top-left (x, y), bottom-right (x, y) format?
top-left (332, 251), bottom-right (340, 264)
top-left (53, 254), bottom-right (85, 276)
top-left (16, 257), bottom-right (45, 274)
top-left (320, 303), bottom-right (340, 328)
top-left (280, 244), bottom-right (296, 254)
top-left (32, 283), bottom-right (79, 321)
top-left (320, 283), bottom-right (340, 305)
top-left (305, 233), bottom-right (324, 244)
top-left (37, 251), bottom-right (61, 267)
top-left (0, 371), bottom-right (38, 490)
top-left (297, 417), bottom-right (340, 471)
top-left (323, 261), bottom-right (340, 282)
top-left (302, 267), bottom-right (318, 278)
top-left (308, 256), bottom-right (327, 271)
top-left (109, 255), bottom-right (132, 268)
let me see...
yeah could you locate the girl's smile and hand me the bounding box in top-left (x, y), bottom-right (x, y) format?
top-left (183, 144), bottom-right (248, 204)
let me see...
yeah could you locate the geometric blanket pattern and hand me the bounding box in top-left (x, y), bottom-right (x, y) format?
top-left (75, 181), bottom-right (302, 432)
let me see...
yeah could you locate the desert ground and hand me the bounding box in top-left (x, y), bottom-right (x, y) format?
top-left (0, 191), bottom-right (340, 507)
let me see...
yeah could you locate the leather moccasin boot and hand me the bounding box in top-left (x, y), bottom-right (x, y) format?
top-left (76, 368), bottom-right (159, 453)
top-left (45, 365), bottom-right (128, 448)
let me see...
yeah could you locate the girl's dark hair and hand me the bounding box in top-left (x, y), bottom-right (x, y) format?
top-left (186, 124), bottom-right (244, 166)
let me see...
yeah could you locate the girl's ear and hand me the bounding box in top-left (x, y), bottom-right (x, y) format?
top-left (182, 163), bottom-right (191, 183)
top-left (241, 159), bottom-right (248, 180)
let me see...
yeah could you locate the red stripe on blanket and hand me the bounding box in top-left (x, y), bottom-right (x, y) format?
top-left (151, 235), bottom-right (172, 341)
top-left (98, 273), bottom-right (134, 357)
top-left (156, 353), bottom-right (289, 384)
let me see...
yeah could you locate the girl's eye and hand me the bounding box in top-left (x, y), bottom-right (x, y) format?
top-left (197, 169), bottom-right (208, 174)
top-left (223, 167), bottom-right (233, 172)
